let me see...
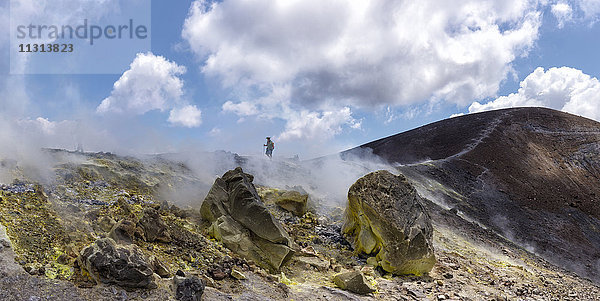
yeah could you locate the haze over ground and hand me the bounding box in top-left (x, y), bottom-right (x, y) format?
top-left (1, 0), bottom-right (600, 160)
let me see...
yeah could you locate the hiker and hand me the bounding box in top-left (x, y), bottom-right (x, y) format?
top-left (264, 137), bottom-right (274, 158)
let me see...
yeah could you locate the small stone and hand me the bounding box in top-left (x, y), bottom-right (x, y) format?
top-left (296, 256), bottom-right (330, 271)
top-left (231, 266), bottom-right (246, 280)
top-left (201, 275), bottom-right (216, 288)
top-left (138, 208), bottom-right (171, 243)
top-left (360, 266), bottom-right (375, 276)
top-left (24, 265), bottom-right (39, 275)
top-left (447, 263), bottom-right (459, 270)
top-left (97, 216), bottom-right (116, 232)
top-left (437, 294), bottom-right (447, 301)
top-left (210, 268), bottom-right (227, 280)
top-left (333, 271), bottom-right (376, 295)
top-left (108, 219), bottom-right (143, 244)
top-left (366, 256), bottom-right (378, 267)
top-left (0, 239), bottom-right (10, 249)
top-left (151, 256), bottom-right (171, 278)
top-left (436, 280), bottom-right (444, 286)
top-left (175, 276), bottom-right (205, 301)
top-left (301, 246), bottom-right (318, 256)
top-left (279, 272), bottom-right (293, 285)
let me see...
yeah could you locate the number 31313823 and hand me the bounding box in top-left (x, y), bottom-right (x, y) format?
top-left (19, 44), bottom-right (73, 53)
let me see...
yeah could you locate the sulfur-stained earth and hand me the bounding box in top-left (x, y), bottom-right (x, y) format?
top-left (1, 146), bottom-right (599, 300)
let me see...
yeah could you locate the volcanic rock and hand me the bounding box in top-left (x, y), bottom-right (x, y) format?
top-left (274, 191), bottom-right (308, 216)
top-left (174, 275), bottom-right (205, 301)
top-left (296, 256), bottom-right (330, 271)
top-left (138, 208), bottom-right (171, 243)
top-left (0, 223), bottom-right (22, 277)
top-left (333, 270), bottom-right (376, 295)
top-left (201, 167), bottom-right (295, 271)
top-left (77, 238), bottom-right (156, 289)
top-left (150, 255), bottom-right (171, 278)
top-left (230, 266), bottom-right (246, 280)
top-left (108, 219), bottom-right (143, 244)
top-left (346, 107), bottom-right (600, 282)
top-left (343, 170), bottom-right (435, 275)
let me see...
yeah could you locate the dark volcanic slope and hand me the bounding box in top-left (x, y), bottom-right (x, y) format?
top-left (346, 107), bottom-right (600, 282)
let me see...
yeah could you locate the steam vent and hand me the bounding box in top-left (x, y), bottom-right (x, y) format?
top-left (1, 108), bottom-right (600, 300)
top-left (343, 170), bottom-right (436, 275)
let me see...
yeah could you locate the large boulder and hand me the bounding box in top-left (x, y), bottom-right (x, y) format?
top-left (77, 238), bottom-right (156, 288)
top-left (342, 170), bottom-right (435, 275)
top-left (200, 167), bottom-right (295, 271)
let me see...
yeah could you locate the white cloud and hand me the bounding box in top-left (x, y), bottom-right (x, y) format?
top-left (222, 100), bottom-right (259, 116)
top-left (552, 2), bottom-right (573, 28)
top-left (97, 52), bottom-right (186, 115)
top-left (469, 67), bottom-right (600, 121)
top-left (183, 0), bottom-right (541, 110)
top-left (168, 105), bottom-right (202, 128)
top-left (208, 127), bottom-right (222, 136)
top-left (279, 107), bottom-right (361, 141)
top-left (578, 0), bottom-right (600, 20)
top-left (222, 84), bottom-right (361, 141)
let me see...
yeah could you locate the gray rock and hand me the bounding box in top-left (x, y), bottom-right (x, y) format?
top-left (201, 167), bottom-right (294, 271)
top-left (150, 255), bottom-right (171, 278)
top-left (0, 224), bottom-right (23, 277)
top-left (230, 266), bottom-right (246, 280)
top-left (333, 271), bottom-right (376, 295)
top-left (138, 208), bottom-right (171, 243)
top-left (77, 238), bottom-right (156, 288)
top-left (108, 219), bottom-right (143, 244)
top-left (296, 256), bottom-right (330, 271)
top-left (97, 216), bottom-right (116, 232)
top-left (343, 170), bottom-right (435, 275)
top-left (174, 276), bottom-right (205, 301)
top-left (274, 191), bottom-right (308, 216)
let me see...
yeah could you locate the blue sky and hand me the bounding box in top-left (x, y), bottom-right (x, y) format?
top-left (2, 0), bottom-right (600, 159)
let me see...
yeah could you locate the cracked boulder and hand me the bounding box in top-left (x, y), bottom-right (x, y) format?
top-left (343, 170), bottom-right (435, 275)
top-left (77, 237), bottom-right (156, 289)
top-left (200, 167), bottom-right (295, 271)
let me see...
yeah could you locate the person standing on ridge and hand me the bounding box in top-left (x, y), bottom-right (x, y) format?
top-left (264, 137), bottom-right (274, 158)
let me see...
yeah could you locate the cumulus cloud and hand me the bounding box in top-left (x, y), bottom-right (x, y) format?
top-left (279, 107), bottom-right (361, 141)
top-left (222, 84), bottom-right (361, 141)
top-left (97, 52), bottom-right (186, 115)
top-left (469, 67), bottom-right (600, 121)
top-left (552, 2), bottom-right (573, 28)
top-left (222, 100), bottom-right (259, 116)
top-left (183, 0), bottom-right (541, 110)
top-left (168, 105), bottom-right (202, 128)
top-left (578, 0), bottom-right (600, 20)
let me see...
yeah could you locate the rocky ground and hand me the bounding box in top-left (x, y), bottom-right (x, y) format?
top-left (348, 107), bottom-right (600, 284)
top-left (0, 148), bottom-right (599, 300)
